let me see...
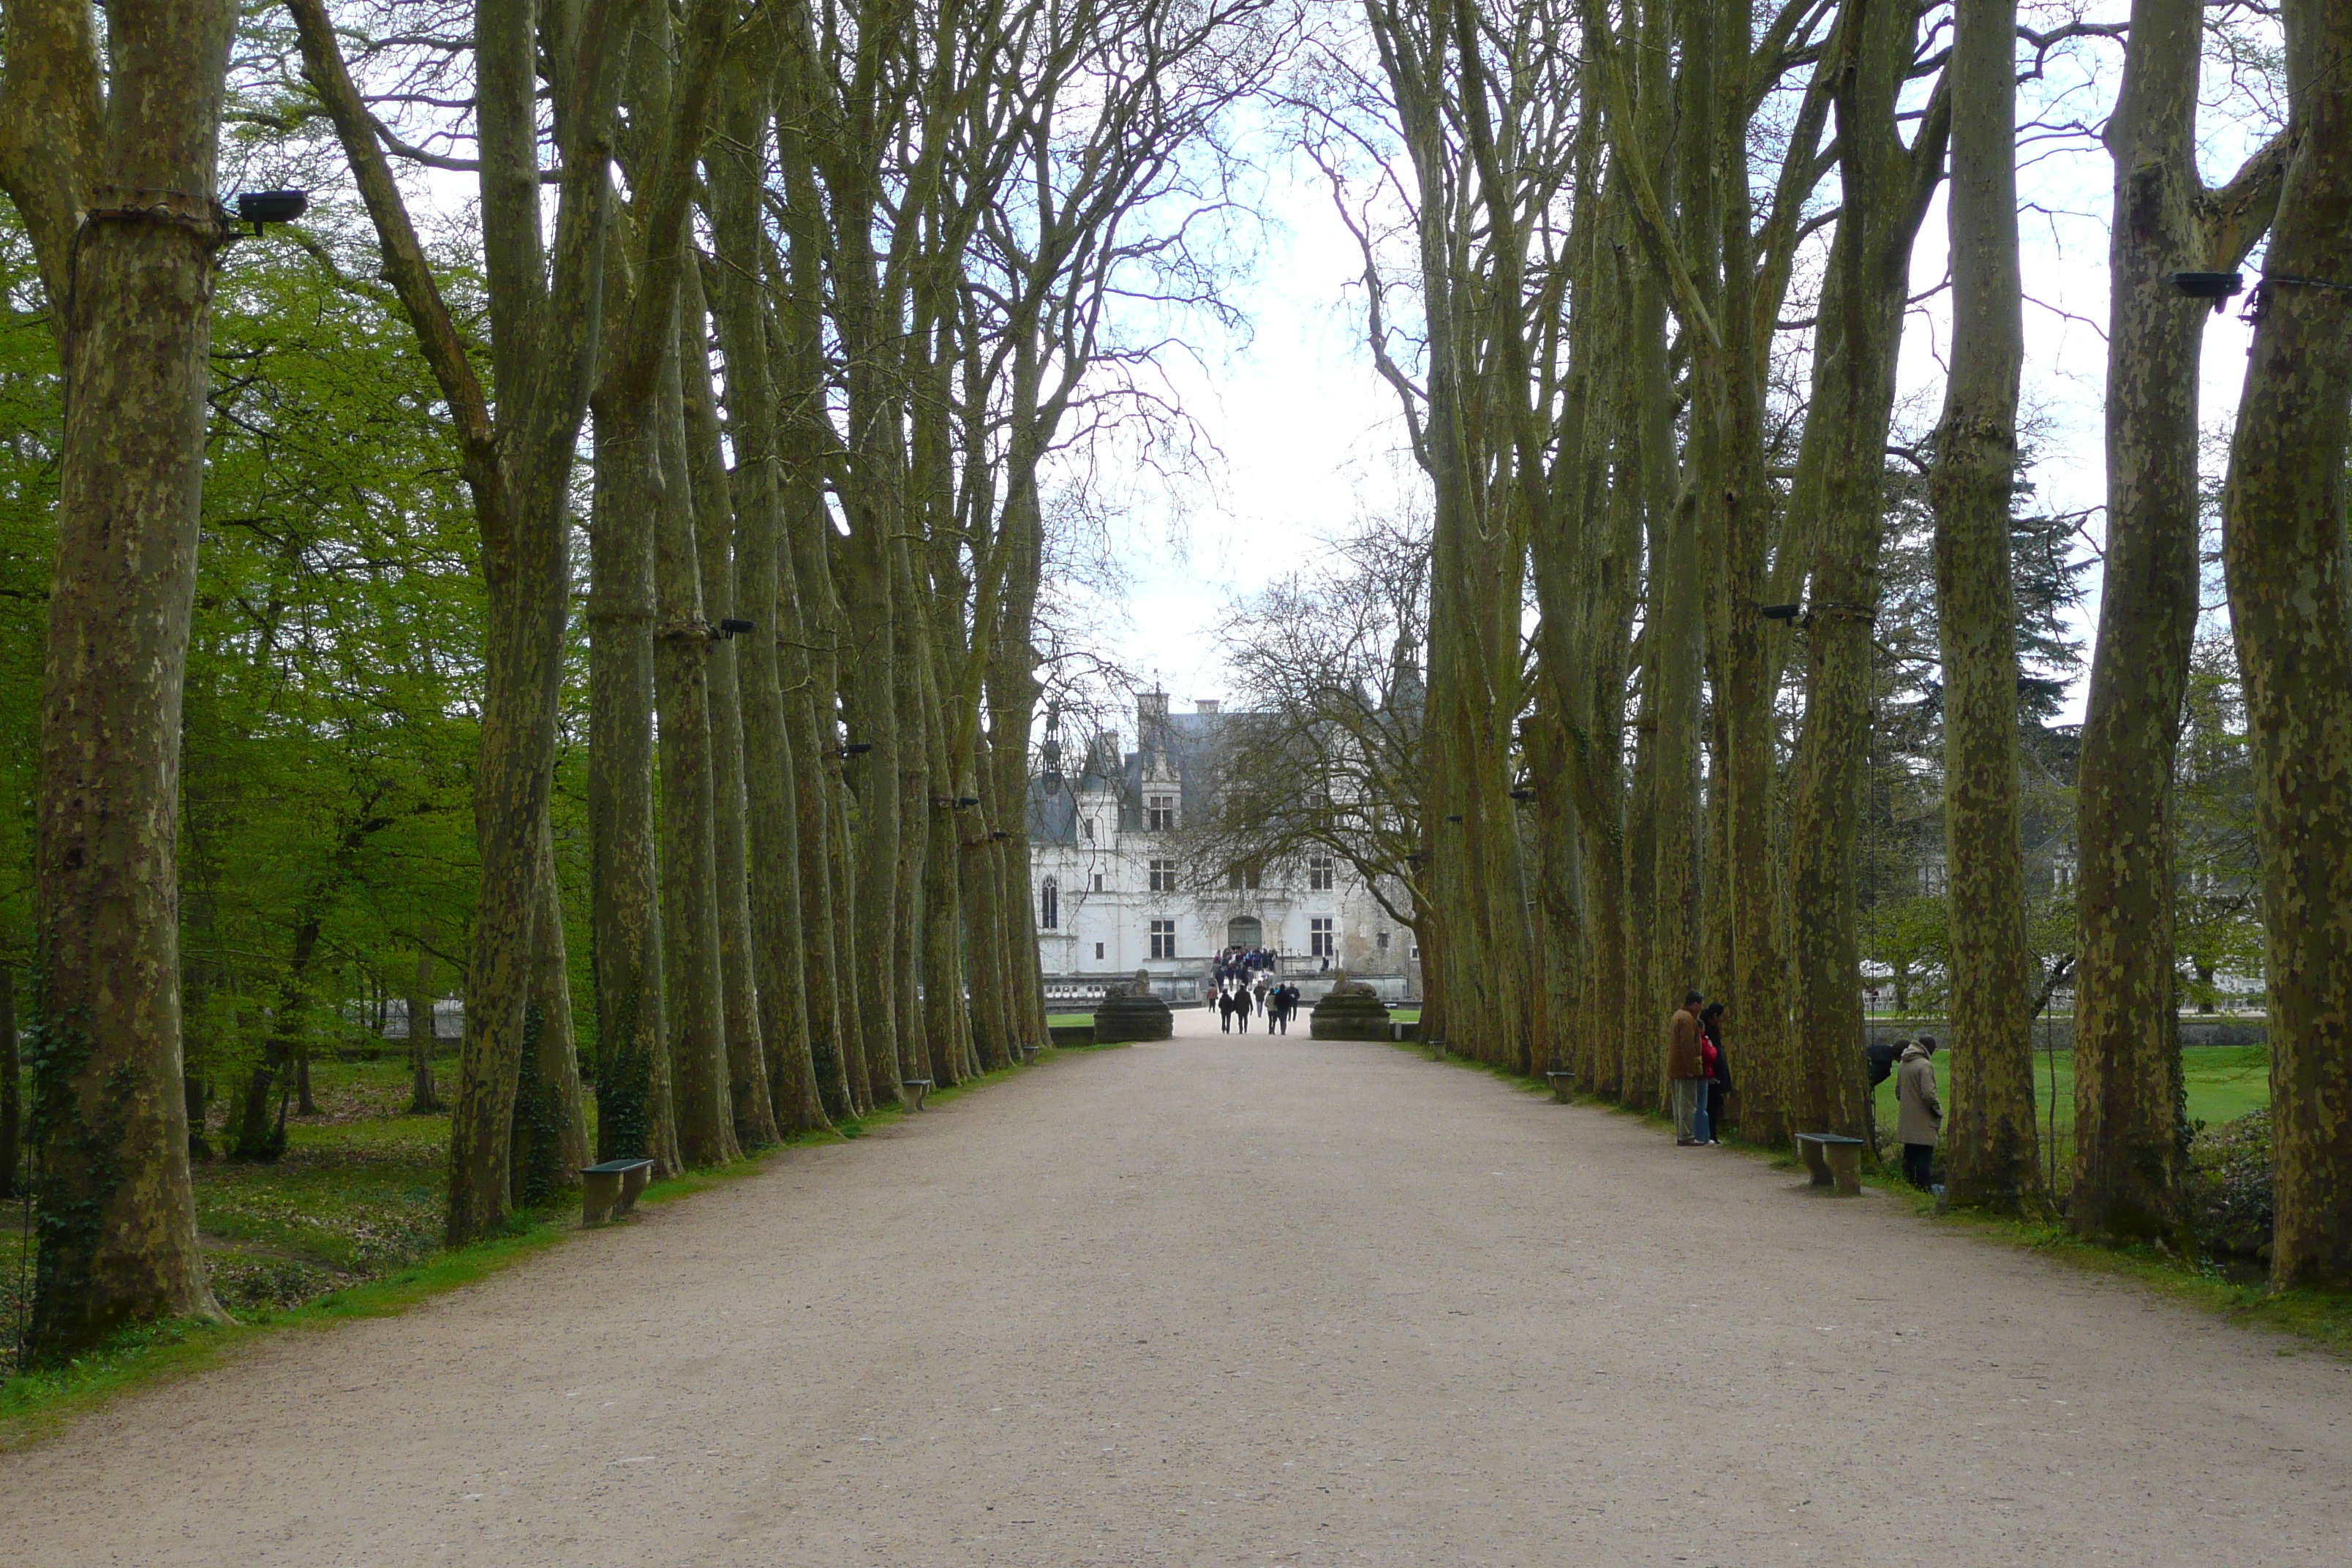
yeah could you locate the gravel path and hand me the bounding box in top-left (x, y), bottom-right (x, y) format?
top-left (4, 1005), bottom-right (2347, 1566)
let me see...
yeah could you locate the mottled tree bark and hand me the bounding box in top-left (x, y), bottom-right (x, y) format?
top-left (587, 402), bottom-right (676, 1171)
top-left (6, 0), bottom-right (237, 1356)
top-left (652, 331), bottom-right (739, 1167)
top-left (2220, 0), bottom-right (2352, 1290)
top-left (1930, 0), bottom-right (2040, 1210)
top-left (2073, 0), bottom-right (2283, 1243)
top-left (1784, 1), bottom-right (1947, 1142)
top-left (517, 811), bottom-right (588, 1192)
top-left (706, 65), bottom-right (825, 1134)
top-left (679, 260), bottom-right (777, 1150)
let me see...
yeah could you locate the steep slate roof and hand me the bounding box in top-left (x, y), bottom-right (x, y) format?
top-left (1025, 701), bottom-right (1251, 844)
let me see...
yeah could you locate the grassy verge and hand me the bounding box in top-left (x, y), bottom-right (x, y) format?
top-left (0, 1045), bottom-right (1065, 1449)
top-left (1388, 1034), bottom-right (2352, 1354)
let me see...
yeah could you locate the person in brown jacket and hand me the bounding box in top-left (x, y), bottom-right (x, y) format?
top-left (1665, 991), bottom-right (1708, 1145)
top-left (1896, 1036), bottom-right (1942, 1189)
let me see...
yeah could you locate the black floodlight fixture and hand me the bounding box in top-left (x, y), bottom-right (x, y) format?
top-left (717, 617), bottom-right (755, 638)
top-left (1445, 813), bottom-right (1465, 823)
top-left (990, 829), bottom-right (1012, 841)
top-left (1760, 603), bottom-right (1803, 621)
top-left (956, 795), bottom-right (981, 808)
top-left (2169, 271), bottom-right (2244, 312)
top-left (824, 741), bottom-right (875, 760)
top-left (1509, 788), bottom-right (1536, 802)
top-left (235, 189), bottom-right (309, 233)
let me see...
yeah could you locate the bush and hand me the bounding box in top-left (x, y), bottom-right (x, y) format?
top-left (2188, 1109), bottom-right (2272, 1264)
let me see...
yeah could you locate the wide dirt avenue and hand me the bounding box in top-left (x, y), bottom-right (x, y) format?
top-left (3, 1005), bottom-right (2345, 1565)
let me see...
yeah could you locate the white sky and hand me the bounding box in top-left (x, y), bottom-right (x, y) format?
top-left (1078, 12), bottom-right (2281, 736)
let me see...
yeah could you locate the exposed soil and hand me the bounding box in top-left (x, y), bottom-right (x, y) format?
top-left (2, 1004), bottom-right (2345, 1565)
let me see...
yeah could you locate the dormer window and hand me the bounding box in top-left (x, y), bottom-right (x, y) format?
top-left (1147, 793), bottom-right (1177, 832)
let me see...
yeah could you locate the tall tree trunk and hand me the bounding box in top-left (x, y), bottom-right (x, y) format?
top-left (1930, 0), bottom-right (2040, 1210)
top-left (679, 260), bottom-right (778, 1150)
top-left (2220, 0), bottom-right (2352, 1290)
top-left (706, 68), bottom-right (825, 1134)
top-left (12, 0), bottom-right (237, 1355)
top-left (587, 399), bottom-right (676, 1170)
top-left (2074, 0), bottom-right (2283, 1241)
top-left (653, 331), bottom-right (740, 1166)
top-left (840, 515), bottom-right (904, 1107)
top-left (1784, 0), bottom-right (1946, 1143)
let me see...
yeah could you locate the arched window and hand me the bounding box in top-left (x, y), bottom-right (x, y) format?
top-left (1040, 877), bottom-right (1059, 930)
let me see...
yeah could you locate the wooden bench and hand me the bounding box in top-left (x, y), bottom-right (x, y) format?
top-left (581, 1157), bottom-right (654, 1224)
top-left (1545, 1070), bottom-right (1578, 1104)
top-left (1794, 1132), bottom-right (1866, 1196)
top-left (902, 1078), bottom-right (934, 1110)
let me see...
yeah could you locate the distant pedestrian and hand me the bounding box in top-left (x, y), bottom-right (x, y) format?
top-left (1896, 1036), bottom-right (1942, 1190)
top-left (1236, 985), bottom-right (1256, 1033)
top-left (1700, 1001), bottom-right (1728, 1145)
top-left (1218, 988), bottom-right (1236, 1034)
top-left (1665, 991), bottom-right (1707, 1146)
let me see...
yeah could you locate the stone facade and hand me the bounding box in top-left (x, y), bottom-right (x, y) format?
top-left (1027, 692), bottom-right (1419, 1003)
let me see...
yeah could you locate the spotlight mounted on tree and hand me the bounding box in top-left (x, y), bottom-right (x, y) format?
top-left (1445, 813), bottom-right (1465, 823)
top-left (715, 617), bottom-right (755, 639)
top-left (823, 741), bottom-right (875, 759)
top-left (1509, 788), bottom-right (1536, 802)
top-left (2168, 271), bottom-right (2244, 313)
top-left (990, 829), bottom-right (1011, 841)
top-left (234, 189), bottom-right (309, 235)
top-left (956, 796), bottom-right (981, 808)
top-left (1760, 603), bottom-right (1803, 622)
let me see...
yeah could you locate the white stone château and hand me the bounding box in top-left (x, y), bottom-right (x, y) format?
top-left (1025, 692), bottom-right (1418, 1001)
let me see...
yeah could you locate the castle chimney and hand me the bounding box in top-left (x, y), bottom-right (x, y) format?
top-left (1196, 698), bottom-right (1221, 715)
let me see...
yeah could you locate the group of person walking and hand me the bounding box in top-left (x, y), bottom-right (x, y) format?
top-left (1213, 946), bottom-right (1279, 986)
top-left (1212, 976), bottom-right (1301, 1034)
top-left (1664, 992), bottom-right (1943, 1187)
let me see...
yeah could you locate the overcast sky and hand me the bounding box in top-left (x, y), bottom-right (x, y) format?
top-left (1068, 9), bottom-right (2281, 739)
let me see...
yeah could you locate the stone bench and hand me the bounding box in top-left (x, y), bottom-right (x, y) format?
top-left (581, 1157), bottom-right (654, 1224)
top-left (1545, 1070), bottom-right (1578, 1104)
top-left (1794, 1132), bottom-right (1866, 1196)
top-left (1016, 1044), bottom-right (1040, 1063)
top-left (902, 1078), bottom-right (934, 1111)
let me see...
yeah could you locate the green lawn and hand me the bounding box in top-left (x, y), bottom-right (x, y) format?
top-left (1047, 1012), bottom-right (1093, 1028)
top-left (1867, 1044), bottom-right (2269, 1185)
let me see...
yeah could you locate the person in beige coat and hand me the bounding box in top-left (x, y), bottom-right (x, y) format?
top-left (1665, 992), bottom-right (1708, 1145)
top-left (1896, 1036), bottom-right (1942, 1189)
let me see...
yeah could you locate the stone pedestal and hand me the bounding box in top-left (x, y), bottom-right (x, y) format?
top-left (1309, 973), bottom-right (1391, 1041)
top-left (1092, 970), bottom-right (1173, 1043)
